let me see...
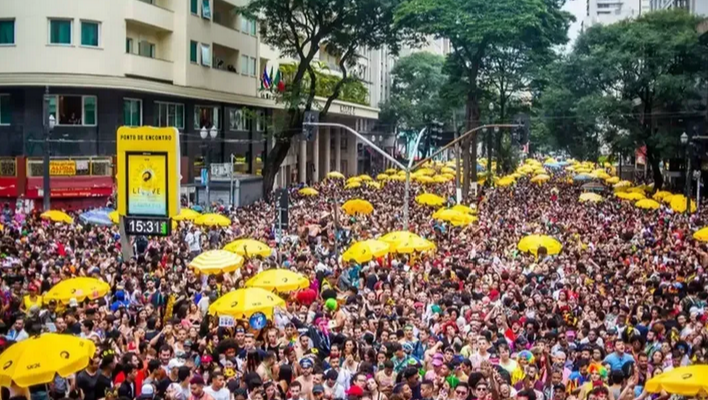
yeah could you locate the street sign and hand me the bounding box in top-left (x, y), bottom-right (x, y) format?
top-left (211, 163), bottom-right (232, 179)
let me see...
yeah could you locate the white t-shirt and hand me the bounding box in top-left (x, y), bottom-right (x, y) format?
top-left (204, 386), bottom-right (231, 400)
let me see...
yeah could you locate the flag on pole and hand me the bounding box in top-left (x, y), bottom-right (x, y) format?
top-left (274, 69), bottom-right (285, 92)
top-left (261, 66), bottom-right (272, 90)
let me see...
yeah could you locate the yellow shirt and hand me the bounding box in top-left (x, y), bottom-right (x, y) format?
top-left (23, 295), bottom-right (43, 310)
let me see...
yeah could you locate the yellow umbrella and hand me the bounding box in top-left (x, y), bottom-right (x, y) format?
top-left (0, 334), bottom-right (96, 387)
top-left (441, 167), bottom-right (455, 174)
top-left (518, 235), bottom-right (562, 256)
top-left (614, 180), bottom-right (632, 189)
top-left (172, 208), bottom-right (201, 221)
top-left (208, 288), bottom-right (285, 319)
top-left (40, 210), bottom-right (73, 224)
top-left (669, 195), bottom-right (696, 213)
top-left (397, 170), bottom-right (407, 176)
top-left (376, 174), bottom-right (390, 181)
top-left (343, 240), bottom-right (390, 263)
top-left (441, 173), bottom-right (456, 180)
top-left (497, 177), bottom-right (515, 187)
top-left (533, 169), bottom-right (548, 176)
top-left (605, 176), bottom-right (620, 184)
top-left (579, 193), bottom-right (603, 203)
top-left (416, 175), bottom-right (435, 184)
top-left (327, 171), bottom-right (345, 179)
top-left (433, 209), bottom-right (477, 226)
top-left (346, 177), bottom-right (362, 185)
top-left (451, 204), bottom-right (477, 215)
top-left (388, 175), bottom-right (405, 182)
top-left (662, 194), bottom-right (676, 204)
top-left (615, 192), bottom-right (646, 201)
top-left (635, 199), bottom-right (661, 210)
top-left (380, 231), bottom-right (436, 254)
top-left (416, 193), bottom-right (446, 207)
top-left (44, 277), bottom-right (111, 305)
top-left (626, 186), bottom-right (646, 194)
top-left (645, 365), bottom-right (708, 396)
top-left (195, 213), bottom-right (231, 227)
top-left (190, 250), bottom-right (244, 274)
top-left (299, 187), bottom-right (319, 196)
top-left (358, 174), bottom-right (373, 181)
top-left (342, 199), bottom-right (374, 215)
top-left (245, 269), bottom-right (309, 292)
top-left (416, 168), bottom-right (436, 176)
top-left (108, 211), bottom-right (119, 224)
top-left (224, 239), bottom-right (272, 257)
top-left (345, 182), bottom-right (361, 189)
top-left (450, 213), bottom-right (477, 226)
top-left (692, 227), bottom-right (708, 242)
top-left (433, 175), bottom-right (450, 183)
top-left (652, 191), bottom-right (673, 201)
top-left (366, 181), bottom-right (382, 190)
top-left (530, 174), bottom-right (550, 184)
top-left (385, 168), bottom-right (397, 174)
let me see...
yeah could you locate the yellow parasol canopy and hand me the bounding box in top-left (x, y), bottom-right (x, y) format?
top-left (432, 209), bottom-right (477, 226)
top-left (669, 195), bottom-right (696, 213)
top-left (346, 177), bottom-right (362, 185)
top-left (385, 168), bottom-right (397, 174)
top-left (345, 182), bottom-right (362, 189)
top-left (645, 365), bottom-right (708, 396)
top-left (530, 174), bottom-right (550, 184)
top-left (224, 239), bottom-right (272, 258)
top-left (327, 171), bottom-right (345, 179)
top-left (416, 175), bottom-right (435, 184)
top-left (441, 167), bottom-right (455, 174)
top-left (366, 181), bottom-right (382, 190)
top-left (451, 204), bottom-right (477, 215)
top-left (579, 193), bottom-right (604, 203)
top-left (615, 192), bottom-right (646, 201)
top-left (343, 240), bottom-right (391, 263)
top-left (376, 174), bottom-right (390, 181)
top-left (613, 180), bottom-right (632, 188)
top-left (433, 175), bottom-right (450, 183)
top-left (108, 211), bottom-right (119, 224)
top-left (692, 227), bottom-right (708, 242)
top-left (379, 231), bottom-right (436, 254)
top-left (518, 235), bottom-right (562, 256)
top-left (40, 210), bottom-right (74, 224)
top-left (245, 269), bottom-right (309, 292)
top-left (605, 176), bottom-right (620, 184)
top-left (208, 288), bottom-right (285, 319)
top-left (195, 213), bottom-right (231, 227)
top-left (415, 193), bottom-right (446, 207)
top-left (358, 174), bottom-right (373, 181)
top-left (342, 199), bottom-right (374, 215)
top-left (635, 199), bottom-right (661, 210)
top-left (497, 177), bottom-right (515, 187)
top-left (0, 334), bottom-right (96, 387)
top-left (652, 191), bottom-right (673, 201)
top-left (190, 250), bottom-right (244, 274)
top-left (298, 187), bottom-right (319, 196)
top-left (44, 277), bottom-right (111, 305)
top-left (172, 208), bottom-right (202, 221)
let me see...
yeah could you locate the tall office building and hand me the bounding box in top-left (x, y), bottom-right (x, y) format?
top-left (583, 0), bottom-right (646, 29)
top-left (650, 0), bottom-right (708, 15)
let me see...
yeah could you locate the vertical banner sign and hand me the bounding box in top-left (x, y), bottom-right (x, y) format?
top-left (116, 127), bottom-right (181, 219)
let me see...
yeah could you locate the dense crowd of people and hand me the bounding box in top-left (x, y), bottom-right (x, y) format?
top-left (0, 161), bottom-right (707, 400)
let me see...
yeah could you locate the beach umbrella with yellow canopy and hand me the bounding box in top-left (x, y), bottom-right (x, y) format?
top-left (518, 235), bottom-right (562, 256)
top-left (497, 177), bottom-right (516, 187)
top-left (195, 213), bottom-right (231, 227)
top-left (669, 195), bottom-right (696, 213)
top-left (342, 199), bottom-right (374, 215)
top-left (172, 208), bottom-right (201, 221)
top-left (415, 168), bottom-right (436, 176)
top-left (615, 192), bottom-right (646, 201)
top-left (653, 191), bottom-right (673, 201)
top-left (432, 209), bottom-right (477, 226)
top-left (416, 175), bottom-right (435, 184)
top-left (605, 176), bottom-right (620, 184)
top-left (645, 365), bottom-right (708, 397)
top-left (662, 194), bottom-right (676, 204)
top-left (346, 177), bottom-right (362, 185)
top-left (298, 187), bottom-right (319, 196)
top-left (190, 250), bottom-right (244, 275)
top-left (358, 174), bottom-right (373, 181)
top-left (209, 288), bottom-right (285, 319)
top-left (0, 334), bottom-right (96, 388)
top-left (224, 239), bottom-right (272, 258)
top-left (441, 167), bottom-right (455, 174)
top-left (451, 204), bottom-right (477, 215)
top-left (345, 182), bottom-right (362, 189)
top-left (246, 269), bottom-right (309, 293)
top-left (433, 175), bottom-right (450, 183)
top-left (366, 181), bottom-right (382, 190)
top-left (692, 227), bottom-right (708, 242)
top-left (530, 174), bottom-right (550, 184)
top-left (343, 240), bottom-right (390, 263)
top-left (388, 175), bottom-right (405, 182)
top-left (40, 210), bottom-right (74, 224)
top-left (385, 168), bottom-right (397, 174)
top-left (380, 231), bottom-right (436, 254)
top-left (108, 211), bottom-right (119, 224)
top-left (579, 193), bottom-right (604, 203)
top-left (613, 180), bottom-right (632, 189)
top-left (44, 277), bottom-right (111, 305)
top-left (415, 193), bottom-right (446, 207)
top-left (327, 171), bottom-right (345, 179)
top-left (376, 174), bottom-right (390, 181)
top-left (635, 199), bottom-right (661, 210)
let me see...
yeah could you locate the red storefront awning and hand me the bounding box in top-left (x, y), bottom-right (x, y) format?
top-left (25, 176), bottom-right (113, 198)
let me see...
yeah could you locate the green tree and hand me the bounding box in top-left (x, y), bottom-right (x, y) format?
top-left (378, 52), bottom-right (449, 158)
top-left (240, 0), bottom-right (411, 195)
top-left (395, 0), bottom-right (572, 198)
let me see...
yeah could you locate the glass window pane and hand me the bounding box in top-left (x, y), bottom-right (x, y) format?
top-left (81, 22), bottom-right (99, 47)
top-left (190, 41), bottom-right (197, 62)
top-left (132, 101), bottom-right (141, 126)
top-left (50, 20), bottom-right (71, 44)
top-left (250, 20), bottom-right (256, 35)
top-left (200, 44), bottom-right (210, 66)
top-left (176, 105), bottom-right (184, 128)
top-left (58, 96), bottom-right (82, 125)
top-left (48, 96), bottom-right (57, 120)
top-left (202, 0), bottom-right (211, 19)
top-left (190, 0), bottom-right (198, 14)
top-left (0, 20), bottom-right (15, 45)
top-left (126, 38), bottom-right (133, 53)
top-left (240, 55), bottom-right (248, 75)
top-left (123, 100), bottom-right (131, 126)
top-left (83, 96), bottom-right (96, 125)
top-left (0, 95), bottom-right (10, 125)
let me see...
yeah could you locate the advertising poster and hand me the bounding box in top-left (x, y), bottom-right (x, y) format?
top-left (126, 152), bottom-right (168, 216)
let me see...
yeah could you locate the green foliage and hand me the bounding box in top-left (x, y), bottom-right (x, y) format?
top-left (378, 52), bottom-right (449, 130)
top-left (278, 63), bottom-right (369, 106)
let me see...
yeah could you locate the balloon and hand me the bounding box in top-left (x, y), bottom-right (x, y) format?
top-left (325, 298), bottom-right (338, 311)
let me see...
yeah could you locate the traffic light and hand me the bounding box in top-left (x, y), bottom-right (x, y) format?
top-left (302, 111), bottom-right (319, 141)
top-left (512, 113), bottom-right (530, 145)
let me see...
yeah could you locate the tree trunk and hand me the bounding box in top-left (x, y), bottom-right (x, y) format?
top-left (647, 146), bottom-right (663, 191)
top-left (496, 100), bottom-right (505, 174)
top-left (262, 136), bottom-right (293, 200)
top-left (462, 92), bottom-right (481, 200)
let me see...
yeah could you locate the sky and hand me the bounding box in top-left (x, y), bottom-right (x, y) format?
top-left (563, 0), bottom-right (586, 49)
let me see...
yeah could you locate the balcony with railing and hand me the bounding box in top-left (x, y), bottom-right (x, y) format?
top-left (125, 20), bottom-right (174, 82)
top-left (125, 0), bottom-right (174, 32)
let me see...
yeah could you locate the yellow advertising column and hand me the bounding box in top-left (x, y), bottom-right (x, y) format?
top-left (116, 127), bottom-right (181, 244)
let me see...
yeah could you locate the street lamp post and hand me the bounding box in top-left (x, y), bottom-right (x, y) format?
top-left (42, 98), bottom-right (56, 212)
top-left (681, 132), bottom-right (691, 214)
top-left (201, 125), bottom-right (219, 211)
top-left (486, 103), bottom-right (494, 178)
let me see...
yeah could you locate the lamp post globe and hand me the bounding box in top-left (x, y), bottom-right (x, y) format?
top-left (200, 127), bottom-right (208, 140)
top-left (210, 126), bottom-right (218, 139)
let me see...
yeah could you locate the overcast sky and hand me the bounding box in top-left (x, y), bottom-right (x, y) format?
top-left (563, 0), bottom-right (586, 49)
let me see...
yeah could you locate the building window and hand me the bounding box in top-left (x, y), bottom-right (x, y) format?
top-left (156, 102), bottom-right (184, 129)
top-left (49, 19), bottom-right (72, 45)
top-left (0, 95), bottom-right (10, 125)
top-left (139, 40), bottom-right (155, 58)
top-left (80, 21), bottom-right (99, 47)
top-left (123, 98), bottom-right (142, 127)
top-left (201, 0), bottom-right (212, 19)
top-left (190, 0), bottom-right (199, 15)
top-left (241, 17), bottom-right (256, 35)
top-left (200, 43), bottom-right (211, 67)
top-left (228, 108), bottom-right (252, 131)
top-left (240, 55), bottom-right (256, 76)
top-left (126, 38), bottom-right (133, 53)
top-left (190, 41), bottom-right (198, 63)
top-left (0, 20), bottom-right (15, 45)
top-left (194, 105), bottom-right (220, 129)
top-left (46, 95), bottom-right (97, 126)
top-left (256, 110), bottom-right (265, 132)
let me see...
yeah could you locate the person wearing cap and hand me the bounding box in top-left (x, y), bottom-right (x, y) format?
top-left (139, 383), bottom-right (156, 400)
top-left (312, 385), bottom-right (325, 400)
top-left (21, 283), bottom-right (42, 312)
top-left (295, 358), bottom-right (315, 400)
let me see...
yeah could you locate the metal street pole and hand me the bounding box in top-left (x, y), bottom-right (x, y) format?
top-left (205, 142), bottom-right (211, 211)
top-left (682, 132), bottom-right (691, 214)
top-left (42, 86), bottom-right (53, 211)
top-left (404, 127), bottom-right (428, 231)
top-left (229, 154), bottom-right (235, 208)
top-left (486, 103), bottom-right (494, 179)
top-left (452, 114), bottom-right (461, 204)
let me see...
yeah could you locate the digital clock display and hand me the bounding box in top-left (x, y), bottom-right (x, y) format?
top-left (124, 217), bottom-right (171, 237)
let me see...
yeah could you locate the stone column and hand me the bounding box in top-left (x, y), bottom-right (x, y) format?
top-left (299, 139), bottom-right (307, 183)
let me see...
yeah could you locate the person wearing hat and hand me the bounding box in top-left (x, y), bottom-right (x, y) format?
top-left (21, 283), bottom-right (42, 313)
top-left (139, 384), bottom-right (156, 400)
top-left (295, 358), bottom-right (315, 400)
top-left (312, 385), bottom-right (325, 400)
